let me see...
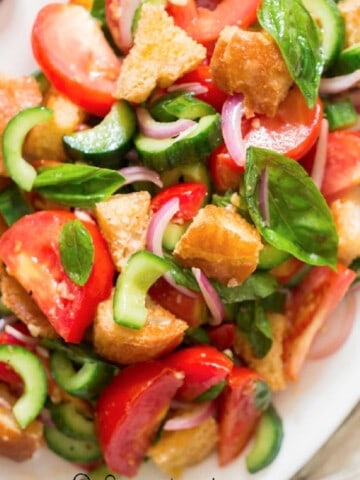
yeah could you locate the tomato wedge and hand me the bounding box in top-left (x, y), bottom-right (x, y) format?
top-left (95, 361), bottom-right (183, 476)
top-left (209, 144), bottom-right (244, 192)
top-left (0, 211), bottom-right (114, 343)
top-left (243, 87), bottom-right (323, 160)
top-left (163, 345), bottom-right (233, 401)
top-left (283, 263), bottom-right (356, 380)
top-left (31, 3), bottom-right (122, 116)
top-left (167, 0), bottom-right (260, 45)
top-left (218, 366), bottom-right (270, 466)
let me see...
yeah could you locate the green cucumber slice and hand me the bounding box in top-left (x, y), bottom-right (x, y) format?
top-left (49, 402), bottom-right (96, 441)
top-left (246, 404), bottom-right (284, 473)
top-left (332, 43), bottom-right (360, 75)
top-left (258, 244), bottom-right (291, 270)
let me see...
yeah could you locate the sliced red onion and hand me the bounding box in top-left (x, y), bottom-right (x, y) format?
top-left (311, 118), bottom-right (329, 189)
top-left (259, 166), bottom-right (270, 227)
top-left (35, 345), bottom-right (50, 359)
top-left (117, 0), bottom-right (142, 53)
top-left (0, 315), bottom-right (17, 333)
top-left (163, 400), bottom-right (216, 431)
top-left (136, 107), bottom-right (196, 139)
top-left (320, 70), bottom-right (360, 95)
top-left (74, 208), bottom-right (96, 223)
top-left (118, 166), bottom-right (163, 188)
top-left (167, 82), bottom-right (209, 95)
top-left (39, 408), bottom-right (55, 428)
top-left (4, 324), bottom-right (38, 347)
top-left (221, 94), bottom-right (246, 167)
top-left (192, 267), bottom-right (225, 326)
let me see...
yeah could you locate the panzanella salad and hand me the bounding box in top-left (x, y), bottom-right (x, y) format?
top-left (0, 0), bottom-right (360, 477)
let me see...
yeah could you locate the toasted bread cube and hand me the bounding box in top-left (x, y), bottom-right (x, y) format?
top-left (0, 74), bottom-right (42, 174)
top-left (0, 272), bottom-right (57, 339)
top-left (94, 293), bottom-right (187, 364)
top-left (148, 415), bottom-right (218, 477)
top-left (210, 27), bottom-right (293, 117)
top-left (115, 3), bottom-right (206, 103)
top-left (338, 0), bottom-right (360, 47)
top-left (173, 205), bottom-right (262, 286)
top-left (24, 86), bottom-right (87, 162)
top-left (330, 187), bottom-right (360, 266)
top-left (234, 313), bottom-right (287, 391)
top-left (95, 191), bottom-right (152, 272)
top-left (0, 384), bottom-right (43, 461)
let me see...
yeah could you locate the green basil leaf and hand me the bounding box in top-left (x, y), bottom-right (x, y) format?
top-left (245, 147), bottom-right (338, 268)
top-left (91, 0), bottom-right (105, 23)
top-left (33, 164), bottom-right (124, 208)
top-left (236, 301), bottom-right (272, 358)
top-left (213, 271), bottom-right (279, 304)
top-left (163, 254), bottom-right (200, 292)
top-left (0, 183), bottom-right (32, 225)
top-left (258, 0), bottom-right (324, 108)
top-left (59, 220), bottom-right (94, 286)
top-left (195, 380), bottom-right (227, 402)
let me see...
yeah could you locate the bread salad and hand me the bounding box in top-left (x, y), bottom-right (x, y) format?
top-left (1, 0), bottom-right (360, 477)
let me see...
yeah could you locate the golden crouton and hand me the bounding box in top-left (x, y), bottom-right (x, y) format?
top-left (0, 384), bottom-right (43, 461)
top-left (94, 293), bottom-right (187, 364)
top-left (0, 272), bottom-right (57, 339)
top-left (210, 27), bottom-right (293, 117)
top-left (148, 414), bottom-right (218, 478)
top-left (115, 3), bottom-right (206, 103)
top-left (234, 313), bottom-right (287, 391)
top-left (24, 86), bottom-right (87, 162)
top-left (173, 205), bottom-right (263, 286)
top-left (95, 192), bottom-right (152, 272)
top-left (0, 74), bottom-right (42, 174)
top-left (331, 187), bottom-right (360, 266)
top-left (338, 0), bottom-right (360, 47)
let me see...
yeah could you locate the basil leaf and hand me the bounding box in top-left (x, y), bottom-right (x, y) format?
top-left (236, 301), bottom-right (272, 358)
top-left (0, 183), bottom-right (32, 225)
top-left (34, 164), bottom-right (124, 208)
top-left (91, 0), bottom-right (105, 23)
top-left (245, 147), bottom-right (338, 268)
top-left (163, 254), bottom-right (200, 292)
top-left (59, 220), bottom-right (94, 286)
top-left (213, 271), bottom-right (279, 304)
top-left (258, 0), bottom-right (324, 108)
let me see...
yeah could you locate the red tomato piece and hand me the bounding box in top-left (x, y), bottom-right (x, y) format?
top-left (167, 0), bottom-right (260, 44)
top-left (31, 3), bottom-right (122, 116)
top-left (150, 182), bottom-right (207, 223)
top-left (0, 211), bottom-right (114, 343)
top-left (177, 64), bottom-right (228, 112)
top-left (283, 263), bottom-right (356, 380)
top-left (320, 131), bottom-right (360, 202)
top-left (163, 345), bottom-right (233, 401)
top-left (207, 323), bottom-right (235, 351)
top-left (149, 277), bottom-right (207, 327)
top-left (208, 144), bottom-right (244, 193)
top-left (270, 257), bottom-right (305, 285)
top-left (243, 87), bottom-right (323, 160)
top-left (218, 366), bottom-right (269, 466)
top-left (95, 361), bottom-right (183, 476)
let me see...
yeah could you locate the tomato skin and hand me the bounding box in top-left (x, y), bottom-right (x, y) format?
top-left (163, 345), bottom-right (233, 401)
top-left (217, 366), bottom-right (266, 466)
top-left (0, 211), bottom-right (114, 343)
top-left (167, 0), bottom-right (260, 44)
top-left (150, 182), bottom-right (207, 223)
top-left (31, 3), bottom-right (122, 116)
top-left (283, 263), bottom-right (356, 380)
top-left (207, 323), bottom-right (235, 351)
top-left (177, 64), bottom-right (228, 112)
top-left (209, 144), bottom-right (244, 192)
top-left (320, 131), bottom-right (360, 202)
top-left (95, 361), bottom-right (183, 476)
top-left (149, 277), bottom-right (207, 327)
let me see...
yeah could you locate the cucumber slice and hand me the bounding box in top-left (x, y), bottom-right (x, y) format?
top-left (63, 100), bottom-right (136, 168)
top-left (135, 114), bottom-right (222, 172)
top-left (246, 404), bottom-right (284, 473)
top-left (49, 402), bottom-right (96, 441)
top-left (162, 222), bottom-right (188, 251)
top-left (44, 425), bottom-right (102, 463)
top-left (302, 0), bottom-right (345, 70)
top-left (332, 43), bottom-right (360, 75)
top-left (258, 244), bottom-right (291, 270)
top-left (150, 90), bottom-right (216, 122)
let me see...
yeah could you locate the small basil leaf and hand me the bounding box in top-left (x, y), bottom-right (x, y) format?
top-left (184, 327), bottom-right (210, 345)
top-left (34, 164), bottom-right (124, 208)
top-left (0, 182), bottom-right (32, 225)
top-left (245, 147), bottom-right (338, 268)
top-left (91, 0), bottom-right (105, 23)
top-left (213, 272), bottom-right (279, 304)
top-left (258, 0), bottom-right (324, 108)
top-left (59, 220), bottom-right (94, 286)
top-left (163, 254), bottom-right (200, 292)
top-left (236, 301), bottom-right (273, 358)
top-left (196, 380), bottom-right (227, 402)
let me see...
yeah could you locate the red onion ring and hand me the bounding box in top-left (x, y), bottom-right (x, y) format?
top-left (221, 94), bottom-right (246, 167)
top-left (4, 324), bottom-right (38, 346)
top-left (117, 0), bottom-right (142, 53)
top-left (167, 82), bottom-right (209, 95)
top-left (163, 400), bottom-right (216, 431)
top-left (311, 118), bottom-right (329, 189)
top-left (136, 107), bottom-right (196, 139)
top-left (320, 70), bottom-right (360, 95)
top-left (118, 166), bottom-right (163, 188)
top-left (259, 166), bottom-right (270, 227)
top-left (192, 267), bottom-right (225, 326)
top-left (0, 315), bottom-right (16, 333)
top-left (74, 209), bottom-right (96, 223)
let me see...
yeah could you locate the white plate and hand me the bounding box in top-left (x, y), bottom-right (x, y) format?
top-left (1, 1), bottom-right (360, 479)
